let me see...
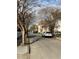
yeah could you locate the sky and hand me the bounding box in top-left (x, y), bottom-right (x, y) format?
top-left (39, 0), bottom-right (61, 6)
top-left (29, 0), bottom-right (61, 25)
top-left (29, 0), bottom-right (61, 12)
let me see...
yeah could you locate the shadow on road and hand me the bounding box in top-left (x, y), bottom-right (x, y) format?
top-left (29, 37), bottom-right (42, 44)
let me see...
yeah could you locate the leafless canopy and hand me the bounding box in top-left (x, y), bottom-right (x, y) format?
top-left (17, 0), bottom-right (32, 45)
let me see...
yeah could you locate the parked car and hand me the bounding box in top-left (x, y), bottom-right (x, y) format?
top-left (33, 31), bottom-right (38, 33)
top-left (42, 32), bottom-right (54, 37)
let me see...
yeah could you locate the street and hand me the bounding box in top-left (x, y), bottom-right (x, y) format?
top-left (30, 37), bottom-right (61, 59)
top-left (17, 35), bottom-right (61, 59)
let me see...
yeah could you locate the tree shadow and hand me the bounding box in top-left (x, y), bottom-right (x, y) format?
top-left (30, 37), bottom-right (42, 44)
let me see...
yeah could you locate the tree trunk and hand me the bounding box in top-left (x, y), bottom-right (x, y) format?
top-left (21, 29), bottom-right (25, 46)
top-left (24, 27), bottom-right (29, 44)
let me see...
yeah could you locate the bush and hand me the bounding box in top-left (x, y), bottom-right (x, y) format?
top-left (54, 31), bottom-right (61, 37)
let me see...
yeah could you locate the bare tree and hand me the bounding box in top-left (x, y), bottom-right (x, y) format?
top-left (50, 9), bottom-right (61, 32)
top-left (17, 0), bottom-right (32, 46)
top-left (38, 8), bottom-right (61, 33)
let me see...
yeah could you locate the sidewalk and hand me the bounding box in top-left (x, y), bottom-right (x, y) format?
top-left (17, 45), bottom-right (30, 59)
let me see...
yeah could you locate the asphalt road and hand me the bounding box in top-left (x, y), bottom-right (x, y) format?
top-left (17, 36), bottom-right (61, 59)
top-left (30, 37), bottom-right (61, 59)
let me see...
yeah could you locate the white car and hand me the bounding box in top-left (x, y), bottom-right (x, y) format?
top-left (42, 32), bottom-right (53, 37)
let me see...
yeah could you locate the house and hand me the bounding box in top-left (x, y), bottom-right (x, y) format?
top-left (54, 19), bottom-right (61, 32)
top-left (54, 19), bottom-right (61, 38)
top-left (37, 23), bottom-right (50, 33)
